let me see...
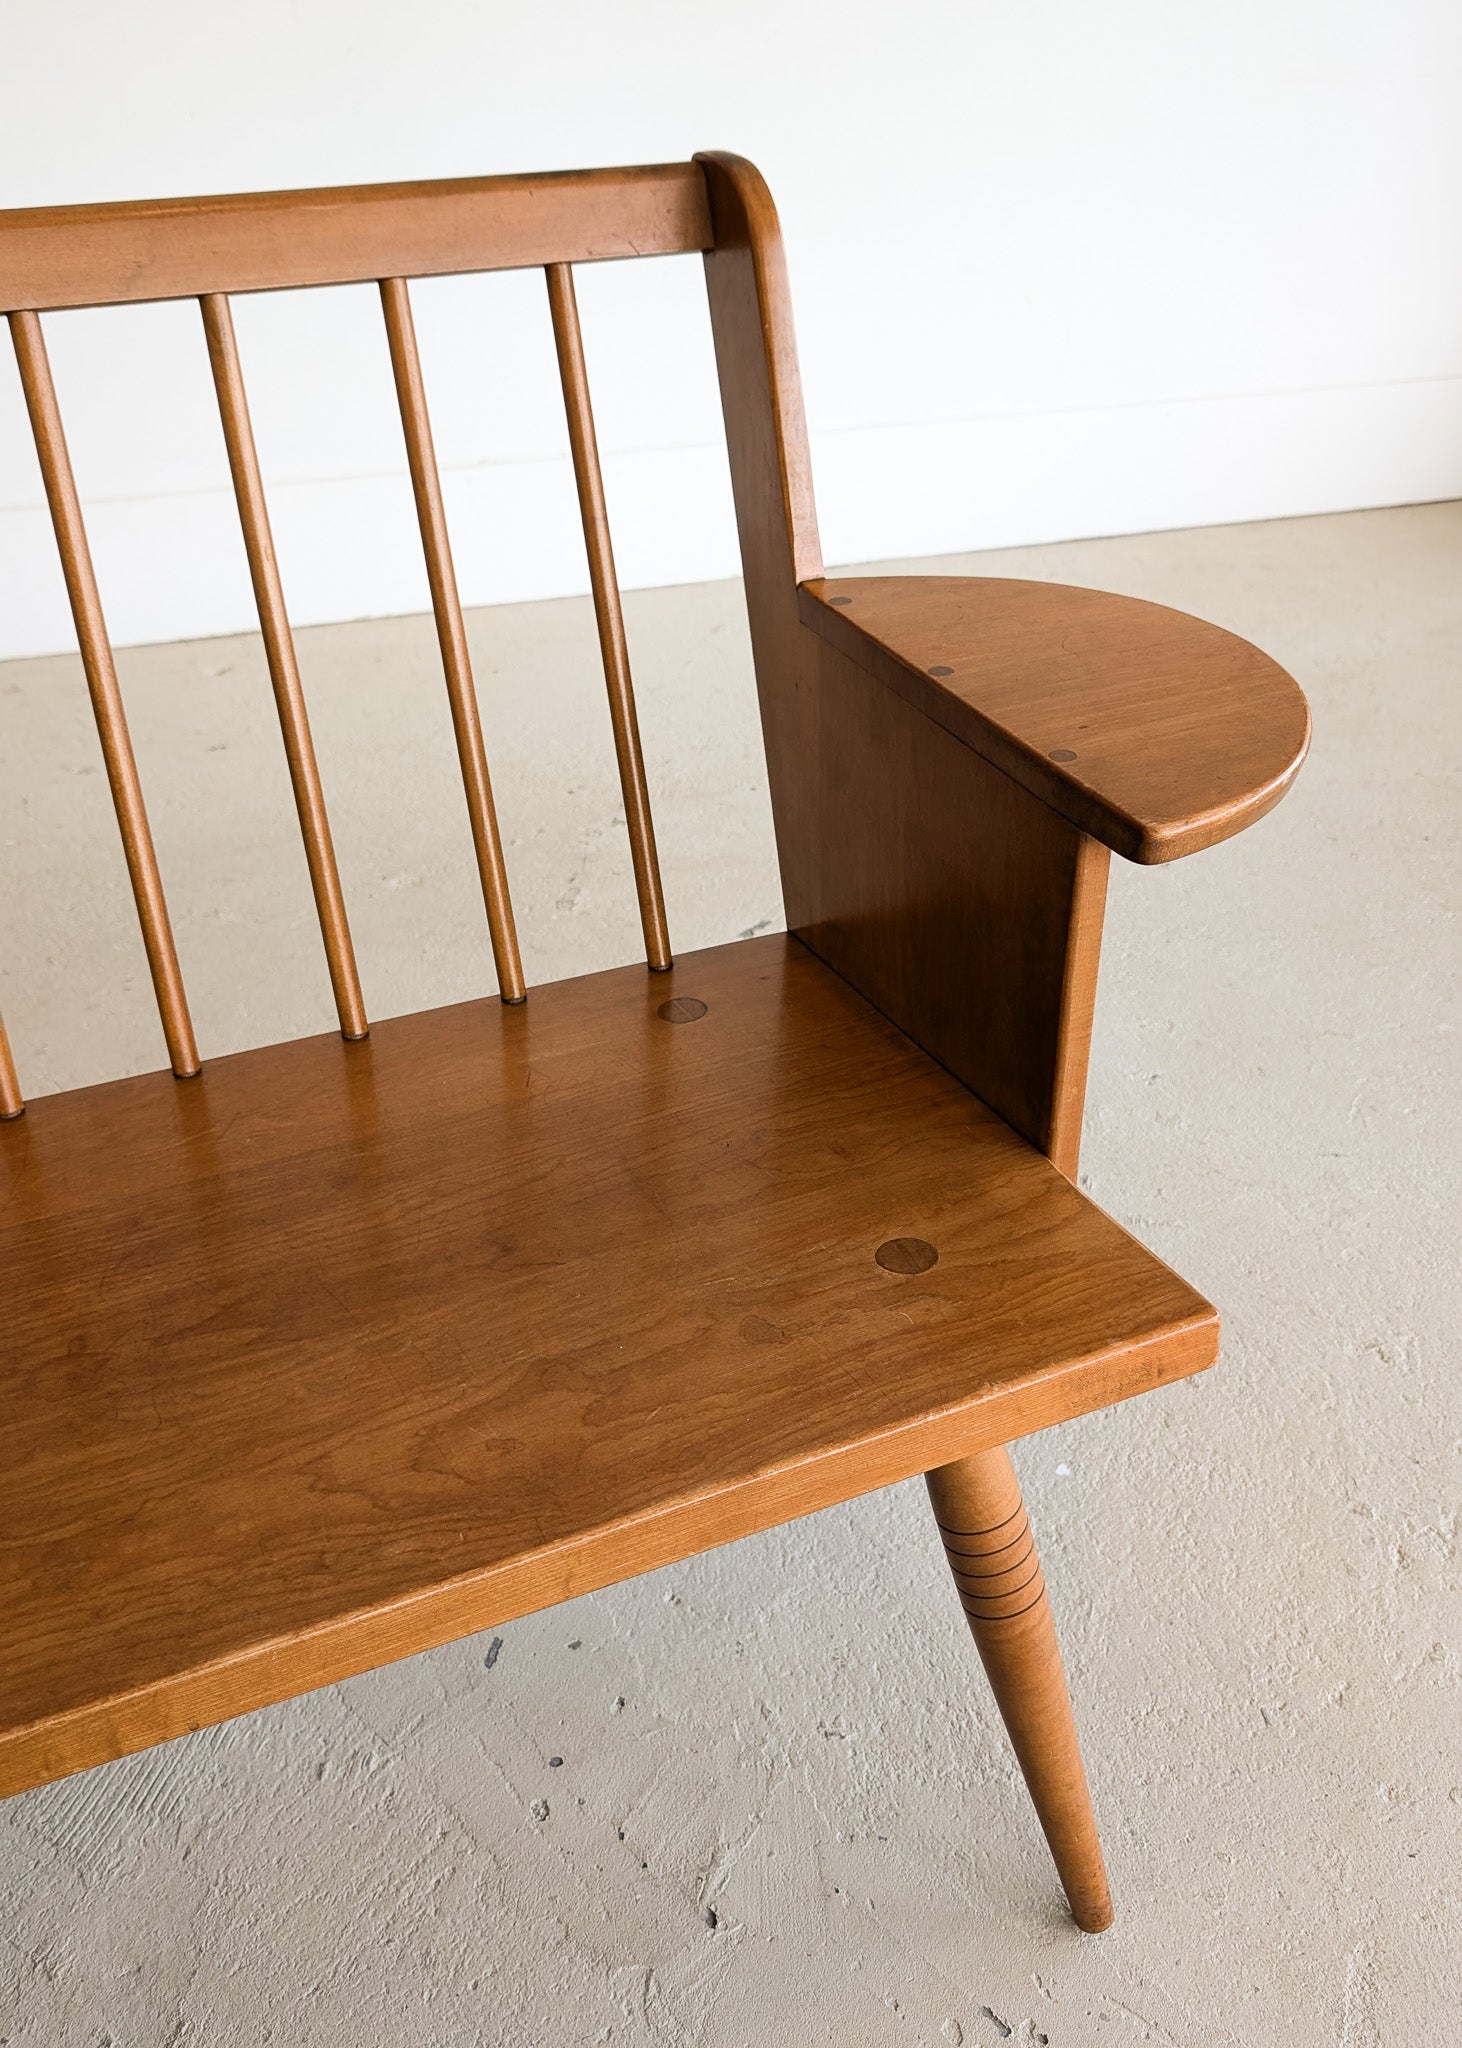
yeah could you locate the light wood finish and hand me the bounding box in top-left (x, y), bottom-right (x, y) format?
top-left (7, 309), bottom-right (200, 1079)
top-left (380, 276), bottom-right (525, 1003)
top-left (928, 1448), bottom-right (1113, 1932)
top-left (0, 165), bottom-right (713, 313)
top-left (773, 622), bottom-right (1114, 1164)
top-left (700, 155), bottom-right (1110, 1164)
top-left (1046, 833), bottom-right (1110, 1179)
top-left (0, 934), bottom-right (1217, 1798)
top-left (697, 154), bottom-right (821, 589)
top-left (802, 577), bottom-right (1311, 865)
top-left (1, 155), bottom-right (1310, 1928)
top-left (201, 293), bottom-right (368, 1041)
top-left (546, 262), bottom-right (672, 970)
top-left (0, 1011), bottom-right (22, 1119)
top-left (697, 147), bottom-right (1303, 1932)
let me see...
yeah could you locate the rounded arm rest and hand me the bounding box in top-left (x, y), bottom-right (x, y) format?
top-left (800, 575), bottom-right (1310, 863)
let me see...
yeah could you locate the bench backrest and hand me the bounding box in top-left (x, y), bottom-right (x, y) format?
top-left (0, 158), bottom-right (812, 1115)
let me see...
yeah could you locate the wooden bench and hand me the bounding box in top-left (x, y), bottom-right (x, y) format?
top-left (0, 154), bottom-right (1309, 1932)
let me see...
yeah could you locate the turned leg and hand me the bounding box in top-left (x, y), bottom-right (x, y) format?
top-left (927, 1446), bottom-right (1113, 1932)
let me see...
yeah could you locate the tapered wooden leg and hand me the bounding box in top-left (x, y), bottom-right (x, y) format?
top-left (927, 1446), bottom-right (1113, 1932)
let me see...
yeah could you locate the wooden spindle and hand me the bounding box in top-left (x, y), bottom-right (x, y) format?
top-left (545, 263), bottom-right (672, 972)
top-left (200, 293), bottom-right (368, 1041)
top-left (0, 1011), bottom-right (23, 1118)
top-left (927, 1448), bottom-right (1113, 1932)
top-left (8, 309), bottom-right (200, 1080)
top-left (378, 276), bottom-right (525, 1005)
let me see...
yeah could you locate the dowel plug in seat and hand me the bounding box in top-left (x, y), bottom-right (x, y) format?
top-left (0, 152), bottom-right (1309, 1935)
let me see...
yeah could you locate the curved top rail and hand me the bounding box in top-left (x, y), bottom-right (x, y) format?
top-left (0, 162), bottom-right (712, 313)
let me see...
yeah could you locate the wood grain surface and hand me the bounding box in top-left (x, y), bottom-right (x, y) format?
top-left (201, 290), bottom-right (369, 1040)
top-left (701, 154), bottom-right (1110, 1166)
top-left (546, 260), bottom-right (671, 971)
top-left (928, 1447), bottom-right (1113, 1931)
top-left (0, 163), bottom-right (712, 313)
top-left (0, 936), bottom-right (1215, 1797)
top-left (802, 577), bottom-right (1311, 864)
top-left (379, 275), bottom-right (526, 1002)
top-left (7, 309), bottom-right (200, 1079)
top-left (1, 156), bottom-right (1305, 1940)
top-left (764, 619), bottom-right (1116, 1167)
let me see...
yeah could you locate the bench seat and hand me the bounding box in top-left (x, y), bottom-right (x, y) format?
top-left (0, 933), bottom-right (1213, 1797)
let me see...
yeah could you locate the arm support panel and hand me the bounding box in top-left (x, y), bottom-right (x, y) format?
top-left (801, 576), bottom-right (1310, 865)
top-left (701, 149), bottom-right (1311, 1175)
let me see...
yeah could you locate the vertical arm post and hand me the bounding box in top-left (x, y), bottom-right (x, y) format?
top-left (699, 153), bottom-right (1107, 1175)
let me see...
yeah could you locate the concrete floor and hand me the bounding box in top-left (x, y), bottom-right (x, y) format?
top-left (2, 504), bottom-right (1459, 2045)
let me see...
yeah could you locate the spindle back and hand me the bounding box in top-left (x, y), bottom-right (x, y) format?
top-left (0, 162), bottom-right (749, 1116)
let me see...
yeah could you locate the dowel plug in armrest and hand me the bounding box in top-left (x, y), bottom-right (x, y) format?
top-left (801, 576), bottom-right (1310, 863)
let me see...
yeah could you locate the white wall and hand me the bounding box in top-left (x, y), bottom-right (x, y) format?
top-left (3, 0), bottom-right (1461, 657)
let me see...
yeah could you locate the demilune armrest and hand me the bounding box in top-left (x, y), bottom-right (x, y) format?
top-left (800, 576), bottom-right (1310, 863)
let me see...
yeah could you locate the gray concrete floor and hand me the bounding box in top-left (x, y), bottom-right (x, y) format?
top-left (2, 505), bottom-right (1459, 2045)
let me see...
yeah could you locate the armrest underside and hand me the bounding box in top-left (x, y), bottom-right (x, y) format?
top-left (801, 576), bottom-right (1311, 862)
